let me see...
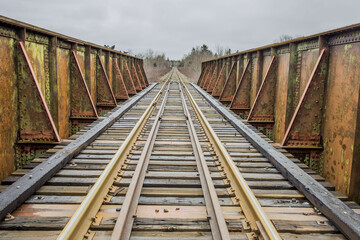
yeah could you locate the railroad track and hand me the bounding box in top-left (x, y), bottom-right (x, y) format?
top-left (0, 68), bottom-right (359, 240)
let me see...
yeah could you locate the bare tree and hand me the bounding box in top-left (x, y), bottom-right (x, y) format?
top-left (214, 45), bottom-right (232, 57)
top-left (274, 34), bottom-right (293, 43)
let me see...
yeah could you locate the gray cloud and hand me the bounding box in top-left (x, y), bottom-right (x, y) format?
top-left (1, 0), bottom-right (360, 59)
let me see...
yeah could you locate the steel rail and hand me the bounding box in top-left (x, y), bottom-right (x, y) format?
top-left (179, 82), bottom-right (231, 239)
top-left (111, 82), bottom-right (171, 240)
top-left (180, 78), bottom-right (281, 240)
top-left (57, 79), bottom-right (171, 240)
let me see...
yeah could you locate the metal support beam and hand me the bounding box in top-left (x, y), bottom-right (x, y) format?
top-left (230, 59), bottom-right (251, 117)
top-left (204, 63), bottom-right (216, 91)
top-left (17, 41), bottom-right (61, 143)
top-left (130, 59), bottom-right (142, 91)
top-left (197, 64), bottom-right (209, 86)
top-left (112, 57), bottom-right (129, 101)
top-left (70, 50), bottom-right (98, 120)
top-left (201, 63), bottom-right (213, 89)
top-left (206, 61), bottom-right (219, 93)
top-left (96, 55), bottom-right (117, 112)
top-left (212, 61), bottom-right (226, 97)
top-left (49, 36), bottom-right (58, 131)
top-left (136, 61), bottom-right (147, 87)
top-left (282, 49), bottom-right (328, 148)
top-left (139, 59), bottom-right (149, 86)
top-left (219, 59), bottom-right (237, 103)
top-left (248, 56), bottom-right (277, 123)
top-left (120, 56), bottom-right (136, 95)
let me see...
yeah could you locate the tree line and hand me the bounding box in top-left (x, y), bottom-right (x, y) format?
top-left (136, 44), bottom-right (231, 83)
top-left (105, 34), bottom-right (297, 82)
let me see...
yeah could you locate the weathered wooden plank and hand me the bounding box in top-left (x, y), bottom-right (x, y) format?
top-left (0, 231), bottom-right (61, 240)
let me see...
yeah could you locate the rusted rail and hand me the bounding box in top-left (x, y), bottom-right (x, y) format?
top-left (0, 15), bottom-right (149, 182)
top-left (197, 24), bottom-right (360, 203)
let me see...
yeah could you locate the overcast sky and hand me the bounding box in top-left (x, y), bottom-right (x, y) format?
top-left (1, 0), bottom-right (360, 59)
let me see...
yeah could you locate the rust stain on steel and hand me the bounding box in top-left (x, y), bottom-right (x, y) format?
top-left (219, 61), bottom-right (237, 103)
top-left (24, 41), bottom-right (49, 106)
top-left (70, 51), bottom-right (98, 119)
top-left (204, 64), bottom-right (215, 90)
top-left (90, 52), bottom-right (97, 103)
top-left (96, 56), bottom-right (117, 111)
top-left (77, 51), bottom-right (85, 75)
top-left (0, 37), bottom-right (17, 181)
top-left (131, 61), bottom-right (143, 91)
top-left (250, 56), bottom-right (260, 107)
top-left (138, 62), bottom-right (147, 87)
top-left (108, 55), bottom-right (113, 87)
top-left (0, 16), bottom-right (146, 183)
top-left (212, 63), bottom-right (226, 97)
top-left (273, 53), bottom-right (290, 143)
top-left (201, 64), bottom-right (213, 89)
top-left (230, 59), bottom-right (251, 117)
top-left (112, 58), bottom-right (129, 100)
top-left (248, 56), bottom-right (277, 123)
top-left (297, 50), bottom-right (319, 106)
top-left (200, 27), bottom-right (360, 202)
top-left (135, 61), bottom-right (146, 88)
top-left (261, 56), bottom-right (272, 81)
top-left (198, 65), bottom-right (209, 86)
top-left (282, 49), bottom-right (328, 149)
top-left (135, 62), bottom-right (148, 88)
top-left (206, 63), bottom-right (218, 93)
top-left (57, 48), bottom-right (70, 139)
top-left (140, 61), bottom-right (149, 86)
top-left (323, 43), bottom-right (360, 200)
top-left (122, 60), bottom-right (136, 95)
top-left (199, 64), bottom-right (210, 88)
top-left (17, 41), bottom-right (60, 143)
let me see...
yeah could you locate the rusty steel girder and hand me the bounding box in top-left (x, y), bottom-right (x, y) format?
top-left (112, 57), bottom-right (129, 101)
top-left (197, 24), bottom-right (360, 203)
top-left (230, 59), bottom-right (252, 118)
top-left (96, 55), bottom-right (118, 113)
top-left (121, 57), bottom-right (137, 95)
top-left (0, 16), bottom-right (146, 181)
top-left (212, 61), bottom-right (226, 97)
top-left (206, 62), bottom-right (219, 93)
top-left (219, 59), bottom-right (237, 103)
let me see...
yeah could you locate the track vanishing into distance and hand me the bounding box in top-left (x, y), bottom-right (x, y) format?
top-left (0, 68), bottom-right (359, 240)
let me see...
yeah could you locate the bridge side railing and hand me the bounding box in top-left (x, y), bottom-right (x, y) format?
top-left (198, 23), bottom-right (360, 203)
top-left (0, 15), bottom-right (148, 181)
